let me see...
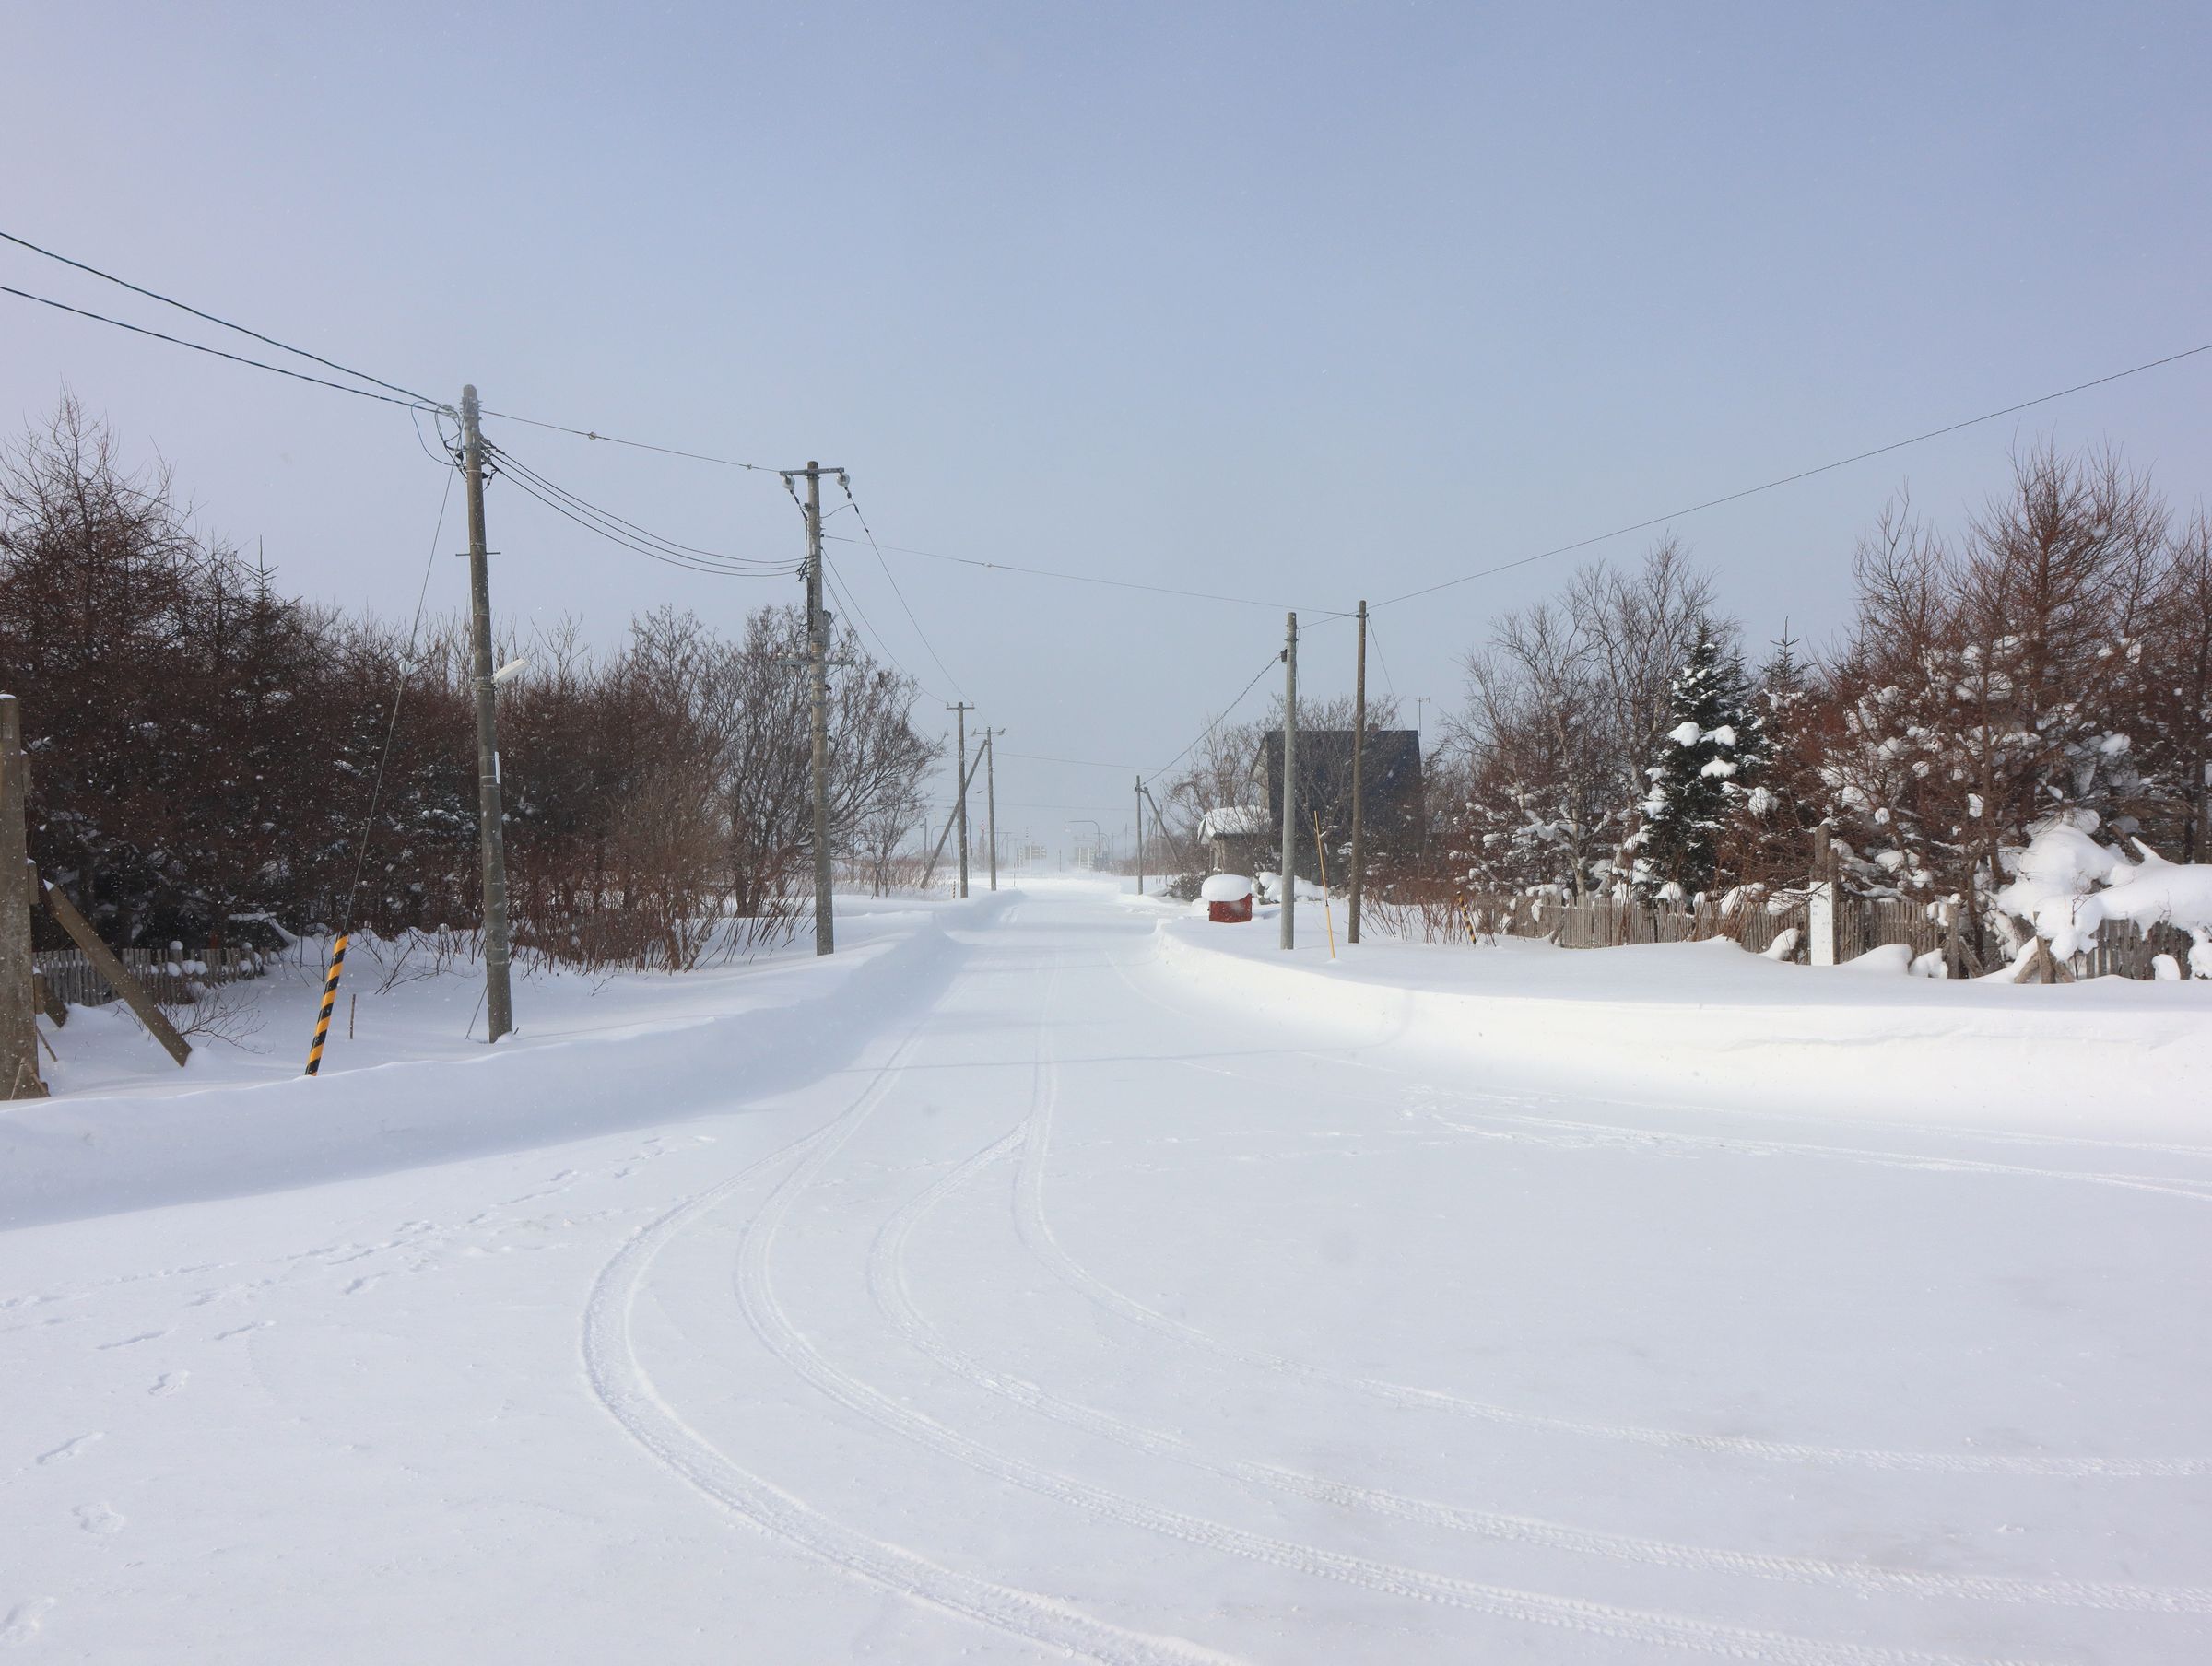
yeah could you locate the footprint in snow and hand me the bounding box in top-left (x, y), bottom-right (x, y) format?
top-left (73, 1504), bottom-right (124, 1536)
top-left (213, 1321), bottom-right (270, 1342)
top-left (96, 1329), bottom-right (170, 1351)
top-left (35, 1434), bottom-right (100, 1465)
top-left (0, 1598), bottom-right (55, 1648)
top-left (148, 1372), bottom-right (187, 1398)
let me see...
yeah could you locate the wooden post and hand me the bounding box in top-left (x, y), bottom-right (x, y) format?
top-left (1311, 811), bottom-right (1336, 959)
top-left (1806, 826), bottom-right (1841, 967)
top-left (0, 698), bottom-right (44, 1097)
top-left (40, 878), bottom-right (191, 1067)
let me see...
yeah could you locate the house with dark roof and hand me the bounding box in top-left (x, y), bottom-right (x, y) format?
top-left (1257, 729), bottom-right (1423, 882)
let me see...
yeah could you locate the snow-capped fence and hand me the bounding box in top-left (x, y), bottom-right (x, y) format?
top-left (32, 944), bottom-right (269, 1011)
top-left (1430, 885), bottom-right (2196, 979)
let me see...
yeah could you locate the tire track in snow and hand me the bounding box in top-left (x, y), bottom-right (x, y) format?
top-left (581, 1031), bottom-right (1237, 1666)
top-left (736, 962), bottom-right (2054, 1666)
top-left (877, 1125), bottom-right (2212, 1616)
top-left (1090, 954), bottom-right (2212, 1478)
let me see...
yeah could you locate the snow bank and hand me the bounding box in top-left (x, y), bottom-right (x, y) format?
top-left (1, 894), bottom-right (1011, 1229)
top-left (1148, 914), bottom-right (2209, 1132)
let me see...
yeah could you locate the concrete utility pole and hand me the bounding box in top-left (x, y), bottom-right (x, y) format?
top-left (947, 702), bottom-right (973, 898)
top-left (803, 463), bottom-right (835, 955)
top-left (459, 386), bottom-right (514, 1041)
top-left (0, 696), bottom-right (45, 1098)
top-left (982, 729), bottom-right (1004, 892)
top-left (1348, 598), bottom-right (1367, 945)
top-left (1279, 611), bottom-right (1299, 951)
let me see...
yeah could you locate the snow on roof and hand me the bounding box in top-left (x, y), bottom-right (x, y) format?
top-left (1200, 873), bottom-right (1253, 901)
top-left (1200, 805), bottom-right (1269, 839)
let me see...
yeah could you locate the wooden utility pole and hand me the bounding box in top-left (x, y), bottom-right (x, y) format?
top-left (0, 697), bottom-right (45, 1097)
top-left (1348, 598), bottom-right (1367, 945)
top-left (947, 702), bottom-right (973, 898)
top-left (459, 386), bottom-right (514, 1040)
top-left (982, 729), bottom-right (1004, 892)
top-left (1279, 612), bottom-right (1299, 950)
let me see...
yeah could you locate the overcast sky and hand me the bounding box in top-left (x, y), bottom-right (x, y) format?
top-left (6, 2), bottom-right (2209, 856)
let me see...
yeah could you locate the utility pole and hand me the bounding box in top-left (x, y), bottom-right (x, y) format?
top-left (1279, 611), bottom-right (1298, 951)
top-left (0, 696), bottom-right (44, 1098)
top-left (1135, 774), bottom-right (1147, 896)
top-left (982, 728), bottom-right (1004, 891)
top-left (1348, 598), bottom-right (1367, 945)
top-left (947, 702), bottom-right (973, 898)
top-left (804, 463), bottom-right (834, 955)
top-left (459, 386), bottom-right (514, 1041)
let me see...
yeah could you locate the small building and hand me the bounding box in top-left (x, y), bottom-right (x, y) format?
top-left (1200, 805), bottom-right (1271, 876)
top-left (1200, 873), bottom-right (1253, 922)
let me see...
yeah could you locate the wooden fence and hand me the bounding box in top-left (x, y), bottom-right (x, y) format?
top-left (33, 944), bottom-right (272, 1010)
top-left (1444, 890), bottom-right (2193, 980)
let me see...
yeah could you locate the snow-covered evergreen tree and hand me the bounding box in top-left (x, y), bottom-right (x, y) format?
top-left (1629, 629), bottom-right (1763, 900)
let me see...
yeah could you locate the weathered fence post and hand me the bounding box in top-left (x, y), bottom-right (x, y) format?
top-left (1806, 826), bottom-right (1841, 967)
top-left (0, 697), bottom-right (45, 1098)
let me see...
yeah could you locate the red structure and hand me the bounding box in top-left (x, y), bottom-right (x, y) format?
top-left (1202, 874), bottom-right (1253, 922)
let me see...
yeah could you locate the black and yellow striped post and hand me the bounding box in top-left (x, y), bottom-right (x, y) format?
top-left (303, 933), bottom-right (349, 1076)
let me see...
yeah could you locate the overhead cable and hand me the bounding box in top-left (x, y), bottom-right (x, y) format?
top-left (1, 229), bottom-right (441, 406)
top-left (835, 477), bottom-right (967, 699)
top-left (1146, 649), bottom-right (1285, 785)
top-left (823, 531), bottom-right (1347, 616)
top-left (0, 284), bottom-right (436, 412)
top-left (1375, 339), bottom-right (2212, 609)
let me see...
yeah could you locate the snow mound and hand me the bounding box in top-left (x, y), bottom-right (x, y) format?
top-left (1199, 874), bottom-right (1253, 902)
top-left (1840, 943), bottom-right (1913, 975)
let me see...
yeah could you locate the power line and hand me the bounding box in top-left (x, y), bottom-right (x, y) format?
top-left (823, 555), bottom-right (942, 705)
top-left (472, 405), bottom-right (778, 472)
top-left (482, 440), bottom-right (801, 577)
top-left (340, 469), bottom-right (455, 932)
top-left (836, 477), bottom-right (966, 699)
top-left (1375, 338), bottom-right (2212, 610)
top-left (0, 284), bottom-right (436, 412)
top-left (1362, 607), bottom-right (1399, 698)
top-left (2, 230), bottom-right (789, 477)
top-left (1146, 648), bottom-right (1285, 785)
top-left (823, 531), bottom-right (1347, 616)
top-left (1, 229), bottom-right (441, 406)
top-left (1000, 750), bottom-right (1140, 770)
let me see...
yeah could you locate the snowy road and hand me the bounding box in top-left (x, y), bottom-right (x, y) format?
top-left (6, 882), bottom-right (2210, 1662)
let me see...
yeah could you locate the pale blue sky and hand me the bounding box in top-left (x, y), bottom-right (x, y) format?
top-left (6, 2), bottom-right (2209, 851)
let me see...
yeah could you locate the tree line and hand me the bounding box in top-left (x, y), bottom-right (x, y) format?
top-left (1442, 442), bottom-right (2211, 953)
top-left (0, 398), bottom-right (939, 965)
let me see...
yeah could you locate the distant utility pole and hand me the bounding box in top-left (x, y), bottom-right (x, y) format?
top-left (1348, 598), bottom-right (1368, 945)
top-left (1134, 775), bottom-right (1145, 897)
top-left (459, 386), bottom-right (514, 1041)
top-left (947, 702), bottom-right (973, 898)
top-left (982, 728), bottom-right (1004, 891)
top-left (1279, 611), bottom-right (1298, 951)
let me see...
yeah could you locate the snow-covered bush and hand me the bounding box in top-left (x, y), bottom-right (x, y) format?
top-left (1995, 812), bottom-right (2212, 975)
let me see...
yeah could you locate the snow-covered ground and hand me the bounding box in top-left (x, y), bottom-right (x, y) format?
top-left (4, 879), bottom-right (2209, 1662)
